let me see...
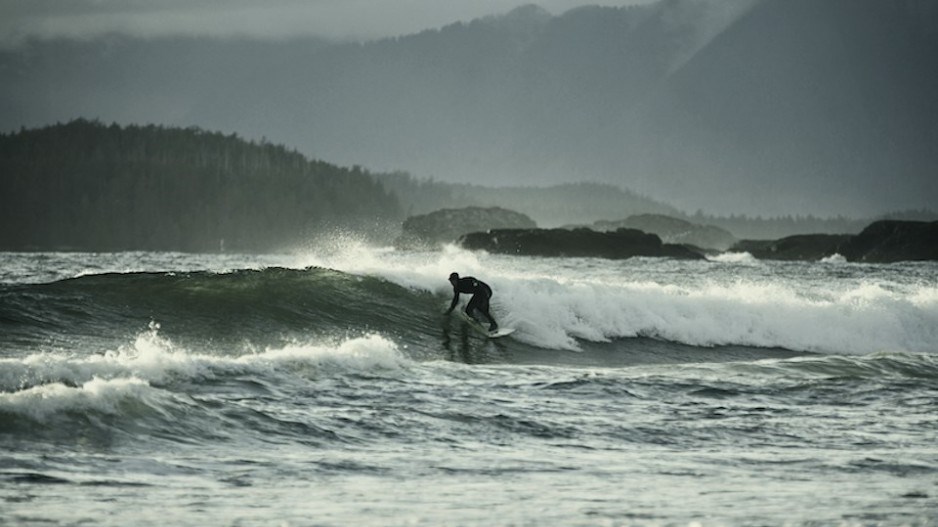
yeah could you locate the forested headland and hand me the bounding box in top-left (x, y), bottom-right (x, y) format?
top-left (0, 120), bottom-right (402, 252)
top-left (0, 120), bottom-right (682, 253)
top-left (4, 120), bottom-right (932, 253)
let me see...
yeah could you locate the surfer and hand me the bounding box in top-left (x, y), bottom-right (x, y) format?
top-left (446, 272), bottom-right (498, 331)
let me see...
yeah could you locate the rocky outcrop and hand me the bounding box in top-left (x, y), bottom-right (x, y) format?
top-left (594, 214), bottom-right (737, 251)
top-left (730, 234), bottom-right (853, 261)
top-left (729, 221), bottom-right (938, 263)
top-left (841, 220), bottom-right (938, 263)
top-left (458, 228), bottom-right (705, 260)
top-left (396, 207), bottom-right (536, 249)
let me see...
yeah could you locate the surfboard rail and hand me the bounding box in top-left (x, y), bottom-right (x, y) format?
top-left (456, 311), bottom-right (515, 338)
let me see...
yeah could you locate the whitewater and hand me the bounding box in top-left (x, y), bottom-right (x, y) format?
top-left (1, 245), bottom-right (936, 526)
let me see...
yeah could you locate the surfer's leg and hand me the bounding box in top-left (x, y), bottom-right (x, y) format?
top-left (467, 294), bottom-right (498, 330)
top-left (482, 312), bottom-right (497, 331)
top-left (465, 295), bottom-right (481, 322)
top-left (478, 295), bottom-right (497, 331)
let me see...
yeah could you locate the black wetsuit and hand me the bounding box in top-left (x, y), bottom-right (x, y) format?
top-left (448, 276), bottom-right (497, 330)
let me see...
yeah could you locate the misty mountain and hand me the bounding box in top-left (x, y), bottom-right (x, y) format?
top-left (640, 0), bottom-right (938, 214)
top-left (2, 0), bottom-right (936, 217)
top-left (380, 175), bottom-right (682, 228)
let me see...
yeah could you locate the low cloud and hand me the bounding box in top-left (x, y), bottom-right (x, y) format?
top-left (0, 0), bottom-right (655, 46)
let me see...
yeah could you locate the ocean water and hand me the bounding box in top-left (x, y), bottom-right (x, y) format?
top-left (1, 244), bottom-right (936, 526)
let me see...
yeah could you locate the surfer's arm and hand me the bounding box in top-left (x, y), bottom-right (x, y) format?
top-left (446, 291), bottom-right (460, 313)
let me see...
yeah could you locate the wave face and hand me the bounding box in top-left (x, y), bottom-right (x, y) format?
top-left (2, 248), bottom-right (937, 359)
top-left (299, 245), bottom-right (938, 356)
top-left (0, 266), bottom-right (440, 354)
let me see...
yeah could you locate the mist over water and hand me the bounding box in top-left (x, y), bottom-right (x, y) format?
top-left (0, 0), bottom-right (656, 44)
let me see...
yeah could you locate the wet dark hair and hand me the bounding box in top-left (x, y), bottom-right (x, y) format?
top-left (449, 272), bottom-right (459, 281)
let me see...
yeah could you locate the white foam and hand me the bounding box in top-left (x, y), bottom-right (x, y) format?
top-left (707, 252), bottom-right (759, 264)
top-left (242, 333), bottom-right (408, 372)
top-left (289, 243), bottom-right (938, 355)
top-left (821, 253), bottom-right (847, 264)
top-left (0, 376), bottom-right (156, 421)
top-left (503, 277), bottom-right (938, 354)
top-left (0, 326), bottom-right (409, 395)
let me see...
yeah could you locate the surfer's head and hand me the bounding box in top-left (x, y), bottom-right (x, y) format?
top-left (448, 272), bottom-right (459, 283)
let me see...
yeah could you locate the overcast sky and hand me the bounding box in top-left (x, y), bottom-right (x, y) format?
top-left (0, 0), bottom-right (657, 46)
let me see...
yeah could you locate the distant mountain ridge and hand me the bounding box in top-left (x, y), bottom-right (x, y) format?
top-left (1, 0), bottom-right (936, 216)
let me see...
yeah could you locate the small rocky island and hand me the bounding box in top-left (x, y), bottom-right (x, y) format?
top-left (395, 207), bottom-right (536, 249)
top-left (458, 220), bottom-right (938, 263)
top-left (591, 214), bottom-right (736, 252)
top-left (397, 205), bottom-right (937, 264)
top-left (458, 228), bottom-right (705, 260)
top-left (730, 220), bottom-right (938, 263)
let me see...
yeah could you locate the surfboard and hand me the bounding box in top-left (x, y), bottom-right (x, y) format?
top-left (457, 312), bottom-right (515, 339)
top-left (488, 327), bottom-right (516, 339)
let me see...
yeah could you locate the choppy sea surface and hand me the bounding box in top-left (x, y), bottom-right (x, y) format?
top-left (1, 245), bottom-right (936, 526)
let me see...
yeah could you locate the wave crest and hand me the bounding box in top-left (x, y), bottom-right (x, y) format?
top-left (1, 325), bottom-right (408, 397)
